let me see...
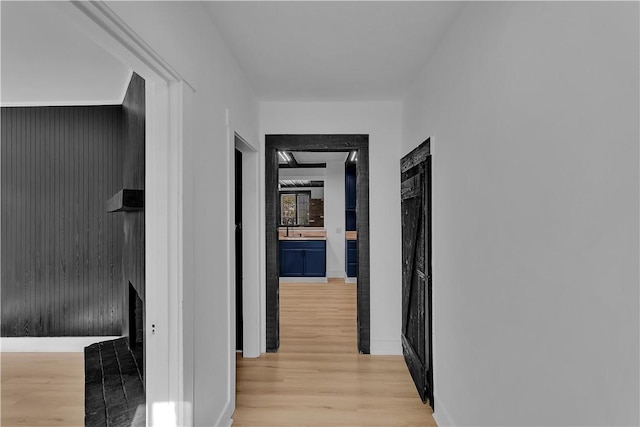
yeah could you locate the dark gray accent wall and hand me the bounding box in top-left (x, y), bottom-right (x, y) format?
top-left (265, 134), bottom-right (370, 353)
top-left (121, 73), bottom-right (146, 342)
top-left (1, 106), bottom-right (124, 336)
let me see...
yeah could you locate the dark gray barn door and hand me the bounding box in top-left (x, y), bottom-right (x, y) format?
top-left (400, 139), bottom-right (433, 409)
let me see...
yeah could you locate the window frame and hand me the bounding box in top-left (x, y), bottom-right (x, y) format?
top-left (279, 190), bottom-right (312, 226)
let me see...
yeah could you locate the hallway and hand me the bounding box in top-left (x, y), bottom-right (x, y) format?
top-left (1, 3), bottom-right (637, 425)
top-left (233, 281), bottom-right (436, 426)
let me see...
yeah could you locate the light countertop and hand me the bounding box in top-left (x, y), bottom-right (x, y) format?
top-left (279, 227), bottom-right (327, 240)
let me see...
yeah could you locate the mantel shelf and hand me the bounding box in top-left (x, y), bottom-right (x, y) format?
top-left (106, 189), bottom-right (144, 213)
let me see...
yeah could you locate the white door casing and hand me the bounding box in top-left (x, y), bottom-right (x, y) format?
top-left (51, 2), bottom-right (191, 425)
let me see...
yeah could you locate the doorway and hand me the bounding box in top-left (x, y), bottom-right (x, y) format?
top-left (235, 148), bottom-right (243, 352)
top-left (265, 134), bottom-right (371, 353)
top-left (233, 133), bottom-right (260, 358)
top-left (57, 1), bottom-right (188, 417)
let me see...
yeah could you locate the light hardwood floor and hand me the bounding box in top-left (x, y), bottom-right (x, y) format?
top-left (1, 281), bottom-right (436, 427)
top-left (233, 281), bottom-right (436, 427)
top-left (1, 352), bottom-right (84, 426)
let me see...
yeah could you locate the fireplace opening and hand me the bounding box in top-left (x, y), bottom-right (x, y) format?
top-left (84, 282), bottom-right (146, 425)
top-left (129, 282), bottom-right (144, 378)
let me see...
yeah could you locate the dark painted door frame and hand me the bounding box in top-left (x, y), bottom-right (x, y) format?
top-left (265, 134), bottom-right (370, 353)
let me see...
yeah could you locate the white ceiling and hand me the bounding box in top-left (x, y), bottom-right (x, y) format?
top-left (1, 1), bottom-right (465, 105)
top-left (1, 2), bottom-right (131, 106)
top-left (292, 152), bottom-right (349, 163)
top-left (205, 1), bottom-right (465, 100)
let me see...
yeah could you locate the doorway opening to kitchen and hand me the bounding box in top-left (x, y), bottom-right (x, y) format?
top-left (265, 135), bottom-right (370, 354)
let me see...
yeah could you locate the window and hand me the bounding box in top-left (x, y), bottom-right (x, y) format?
top-left (280, 191), bottom-right (310, 226)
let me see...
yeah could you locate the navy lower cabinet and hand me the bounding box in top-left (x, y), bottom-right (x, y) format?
top-left (279, 240), bottom-right (326, 277)
top-left (280, 246), bottom-right (305, 276)
top-left (346, 240), bottom-right (358, 277)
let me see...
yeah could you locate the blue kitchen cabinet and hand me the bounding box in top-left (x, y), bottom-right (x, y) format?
top-left (280, 246), bottom-right (305, 276)
top-left (345, 165), bottom-right (356, 209)
top-left (279, 240), bottom-right (326, 277)
top-left (346, 239), bottom-right (358, 277)
top-left (303, 247), bottom-right (326, 276)
top-left (345, 164), bottom-right (356, 231)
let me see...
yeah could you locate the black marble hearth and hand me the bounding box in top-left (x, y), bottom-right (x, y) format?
top-left (85, 338), bottom-right (145, 426)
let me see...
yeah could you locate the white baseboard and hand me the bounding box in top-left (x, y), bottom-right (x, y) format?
top-left (326, 270), bottom-right (345, 278)
top-left (279, 277), bottom-right (328, 283)
top-left (345, 277), bottom-right (357, 284)
top-left (432, 393), bottom-right (455, 427)
top-left (370, 339), bottom-right (402, 355)
top-left (0, 336), bottom-right (122, 352)
top-left (215, 399), bottom-right (234, 427)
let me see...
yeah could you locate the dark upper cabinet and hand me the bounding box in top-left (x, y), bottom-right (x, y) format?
top-left (345, 164), bottom-right (356, 209)
top-left (279, 240), bottom-right (326, 277)
top-left (346, 211), bottom-right (357, 231)
top-left (345, 163), bottom-right (357, 231)
top-left (346, 239), bottom-right (358, 277)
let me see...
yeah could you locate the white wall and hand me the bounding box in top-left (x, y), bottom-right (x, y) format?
top-left (278, 167), bottom-right (326, 179)
top-left (324, 159), bottom-right (346, 278)
top-left (278, 187), bottom-right (324, 200)
top-left (402, 2), bottom-right (639, 426)
top-left (107, 2), bottom-right (259, 426)
top-left (1, 1), bottom-right (132, 106)
top-left (311, 188), bottom-right (324, 200)
top-left (260, 101), bottom-right (404, 355)
top-left (278, 168), bottom-right (326, 200)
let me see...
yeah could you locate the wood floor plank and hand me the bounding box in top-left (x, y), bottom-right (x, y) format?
top-left (233, 281), bottom-right (436, 427)
top-left (1, 352), bottom-right (84, 427)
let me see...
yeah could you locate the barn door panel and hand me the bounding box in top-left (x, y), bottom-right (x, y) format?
top-left (400, 139), bottom-right (433, 409)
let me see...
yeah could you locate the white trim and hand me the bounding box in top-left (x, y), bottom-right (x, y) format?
top-left (214, 398), bottom-right (234, 427)
top-left (278, 277), bottom-right (328, 283)
top-left (259, 135), bottom-right (267, 355)
top-left (0, 100), bottom-right (123, 107)
top-left (0, 336), bottom-right (121, 352)
top-left (234, 133), bottom-right (253, 151)
top-left (167, 80), bottom-right (186, 425)
top-left (233, 133), bottom-right (261, 359)
top-left (432, 393), bottom-right (455, 427)
top-left (326, 270), bottom-right (346, 278)
top-left (369, 339), bottom-right (402, 355)
top-left (226, 111), bottom-right (236, 427)
top-left (61, 1), bottom-right (194, 93)
top-left (343, 271), bottom-right (358, 283)
top-left (144, 73), bottom-right (172, 423)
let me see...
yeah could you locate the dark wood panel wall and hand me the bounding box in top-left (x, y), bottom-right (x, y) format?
top-left (1, 106), bottom-right (124, 336)
top-left (121, 72), bottom-right (146, 340)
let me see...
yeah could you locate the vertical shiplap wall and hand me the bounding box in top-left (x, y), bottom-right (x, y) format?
top-left (1, 106), bottom-right (124, 336)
